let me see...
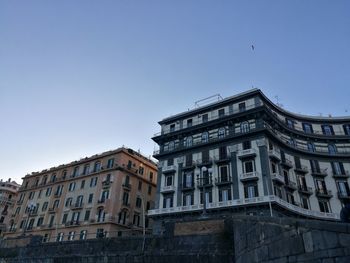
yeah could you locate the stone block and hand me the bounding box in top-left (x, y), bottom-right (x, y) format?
top-left (338, 233), bottom-right (350, 247)
top-left (335, 256), bottom-right (350, 263)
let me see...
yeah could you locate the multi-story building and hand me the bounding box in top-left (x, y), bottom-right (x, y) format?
top-left (0, 179), bottom-right (20, 237)
top-left (4, 147), bottom-right (157, 242)
top-left (150, 89), bottom-right (350, 231)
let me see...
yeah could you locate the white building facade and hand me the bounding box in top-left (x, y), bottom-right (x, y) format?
top-left (150, 89), bottom-right (350, 231)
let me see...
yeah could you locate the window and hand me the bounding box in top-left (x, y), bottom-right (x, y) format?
top-left (310, 159), bottom-right (320, 173)
top-left (165, 175), bottom-right (173, 186)
top-left (199, 190), bottom-right (212, 204)
top-left (80, 230), bottom-right (87, 240)
top-left (149, 172), bottom-right (153, 182)
top-left (118, 210), bottom-right (127, 225)
top-left (163, 195), bottom-right (174, 208)
top-left (136, 197), bottom-right (142, 208)
top-left (169, 141), bottom-right (175, 151)
top-left (53, 200), bottom-right (60, 208)
top-left (133, 214), bottom-right (140, 226)
top-left (88, 193), bottom-right (93, 203)
top-left (322, 125), bottom-right (334, 135)
top-left (315, 179), bottom-right (327, 194)
top-left (286, 119), bottom-right (294, 129)
top-left (242, 140), bottom-right (251, 150)
top-left (49, 215), bottom-right (55, 228)
top-left (38, 190), bottom-right (42, 199)
top-left (107, 158), bottom-right (114, 169)
top-left (96, 228), bottom-right (105, 238)
top-left (42, 202), bottom-right (48, 212)
top-left (167, 158), bottom-right (174, 166)
top-left (37, 217), bottom-right (44, 227)
top-left (238, 102), bottom-right (246, 112)
top-left (71, 211), bottom-right (80, 223)
top-left (337, 181), bottom-right (350, 196)
top-left (244, 184), bottom-right (258, 198)
top-left (68, 231), bottom-right (75, 241)
top-left (243, 160), bottom-right (254, 173)
top-left (138, 181), bottom-right (142, 191)
top-left (240, 121), bottom-right (250, 133)
top-left (90, 177), bottom-right (97, 187)
top-left (81, 180), bottom-right (85, 189)
top-left (271, 162), bottom-right (277, 173)
top-left (288, 138), bottom-right (296, 148)
top-left (100, 190), bottom-right (109, 202)
top-left (218, 109), bottom-right (225, 117)
top-left (68, 182), bottom-right (76, 192)
top-left (332, 162), bottom-right (345, 175)
top-left (170, 124), bottom-right (175, 132)
top-left (302, 123), bottom-right (313, 134)
top-left (274, 185), bottom-right (282, 198)
top-left (307, 142), bottom-right (315, 152)
top-left (97, 208), bottom-right (105, 223)
top-left (94, 161), bottom-right (101, 173)
top-left (84, 210), bottom-right (90, 221)
top-left (148, 185), bottom-right (152, 195)
top-left (184, 136), bottom-right (193, 147)
top-left (218, 128), bottom-right (225, 139)
top-left (26, 219), bottom-right (34, 230)
top-left (57, 233), bottom-right (64, 242)
top-left (202, 114), bottom-right (208, 123)
top-left (122, 192), bottom-right (129, 205)
top-left (62, 170), bottom-right (67, 179)
top-left (201, 132), bottom-right (209, 143)
top-left (76, 195), bottom-right (83, 207)
top-left (83, 164), bottom-right (90, 175)
top-left (62, 214), bottom-right (68, 224)
top-left (73, 166), bottom-right (79, 177)
top-left (219, 166), bottom-right (229, 182)
top-left (328, 144), bottom-right (337, 155)
top-left (319, 200), bottom-right (330, 213)
top-left (139, 166), bottom-right (144, 175)
top-left (29, 191), bottom-right (35, 200)
top-left (187, 119), bottom-right (192, 127)
top-left (219, 189), bottom-right (231, 202)
top-left (65, 198), bottom-right (73, 207)
top-left (343, 124), bottom-right (350, 135)
top-left (183, 193), bottom-right (193, 206)
top-left (51, 173), bottom-right (57, 183)
top-left (301, 196), bottom-right (309, 209)
top-left (183, 172), bottom-right (193, 188)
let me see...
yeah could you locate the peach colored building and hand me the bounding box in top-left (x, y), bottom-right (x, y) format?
top-left (0, 179), bottom-right (20, 237)
top-left (4, 147), bottom-right (157, 242)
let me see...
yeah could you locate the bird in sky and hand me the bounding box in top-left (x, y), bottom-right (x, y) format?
top-left (251, 45), bottom-right (255, 50)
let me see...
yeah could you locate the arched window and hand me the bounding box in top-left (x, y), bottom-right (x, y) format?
top-left (328, 144), bottom-right (337, 155)
top-left (185, 136), bottom-right (193, 147)
top-left (307, 142), bottom-right (315, 152)
top-left (218, 128), bottom-right (225, 139)
top-left (240, 122), bottom-right (250, 133)
top-left (201, 132), bottom-right (209, 143)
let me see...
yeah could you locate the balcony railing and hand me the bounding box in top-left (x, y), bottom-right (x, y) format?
top-left (162, 165), bottom-right (177, 174)
top-left (237, 148), bottom-right (258, 159)
top-left (70, 202), bottom-right (84, 210)
top-left (271, 173), bottom-right (284, 184)
top-left (182, 182), bottom-right (195, 191)
top-left (332, 171), bottom-right (350, 178)
top-left (197, 177), bottom-right (213, 187)
top-left (215, 176), bottom-right (233, 185)
top-left (294, 165), bottom-right (309, 174)
top-left (311, 168), bottom-right (328, 177)
top-left (122, 183), bottom-right (131, 190)
top-left (315, 189), bottom-right (332, 198)
top-left (338, 192), bottom-right (350, 199)
top-left (148, 195), bottom-right (339, 220)
top-left (268, 149), bottom-right (281, 160)
top-left (284, 180), bottom-right (297, 190)
top-left (240, 171), bottom-right (259, 181)
top-left (298, 185), bottom-right (313, 195)
top-left (153, 102), bottom-right (262, 137)
top-left (281, 158), bottom-right (293, 168)
top-left (160, 185), bottom-right (176, 193)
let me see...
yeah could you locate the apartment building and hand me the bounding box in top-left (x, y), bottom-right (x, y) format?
top-left (4, 147), bottom-right (157, 242)
top-left (0, 179), bottom-right (20, 237)
top-left (150, 89), bottom-right (350, 232)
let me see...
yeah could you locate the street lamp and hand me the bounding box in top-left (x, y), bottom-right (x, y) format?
top-left (198, 166), bottom-right (213, 215)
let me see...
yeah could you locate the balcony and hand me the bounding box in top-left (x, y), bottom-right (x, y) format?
top-left (281, 159), bottom-right (293, 169)
top-left (315, 189), bottom-right (333, 198)
top-left (213, 154), bottom-right (231, 164)
top-left (48, 207), bottom-right (58, 213)
top-left (268, 149), bottom-right (281, 161)
top-left (160, 185), bottom-right (176, 193)
top-left (102, 180), bottom-right (112, 187)
top-left (181, 182), bottom-right (195, 191)
top-left (182, 161), bottom-right (196, 170)
top-left (271, 173), bottom-right (284, 184)
top-left (284, 180), bottom-right (297, 190)
top-left (196, 158), bottom-right (213, 167)
top-left (215, 176), bottom-right (233, 186)
top-left (240, 171), bottom-right (259, 181)
top-left (338, 191), bottom-right (350, 199)
top-left (332, 171), bottom-right (350, 179)
top-left (162, 165), bottom-right (177, 174)
top-left (294, 165), bottom-right (309, 174)
top-left (197, 177), bottom-right (213, 188)
top-left (65, 220), bottom-right (80, 227)
top-left (70, 202), bottom-right (84, 210)
top-left (122, 183), bottom-right (131, 190)
top-left (298, 186), bottom-right (313, 195)
top-left (311, 168), bottom-right (328, 178)
top-left (237, 148), bottom-right (257, 159)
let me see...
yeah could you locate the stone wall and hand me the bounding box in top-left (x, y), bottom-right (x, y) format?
top-left (1, 216), bottom-right (350, 263)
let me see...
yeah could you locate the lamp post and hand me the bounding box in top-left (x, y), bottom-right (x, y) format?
top-left (198, 166), bottom-right (213, 215)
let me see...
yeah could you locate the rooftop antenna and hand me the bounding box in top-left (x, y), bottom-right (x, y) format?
top-left (195, 94), bottom-right (223, 108)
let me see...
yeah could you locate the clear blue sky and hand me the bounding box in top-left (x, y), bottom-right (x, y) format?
top-left (1, 1), bottom-right (349, 183)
